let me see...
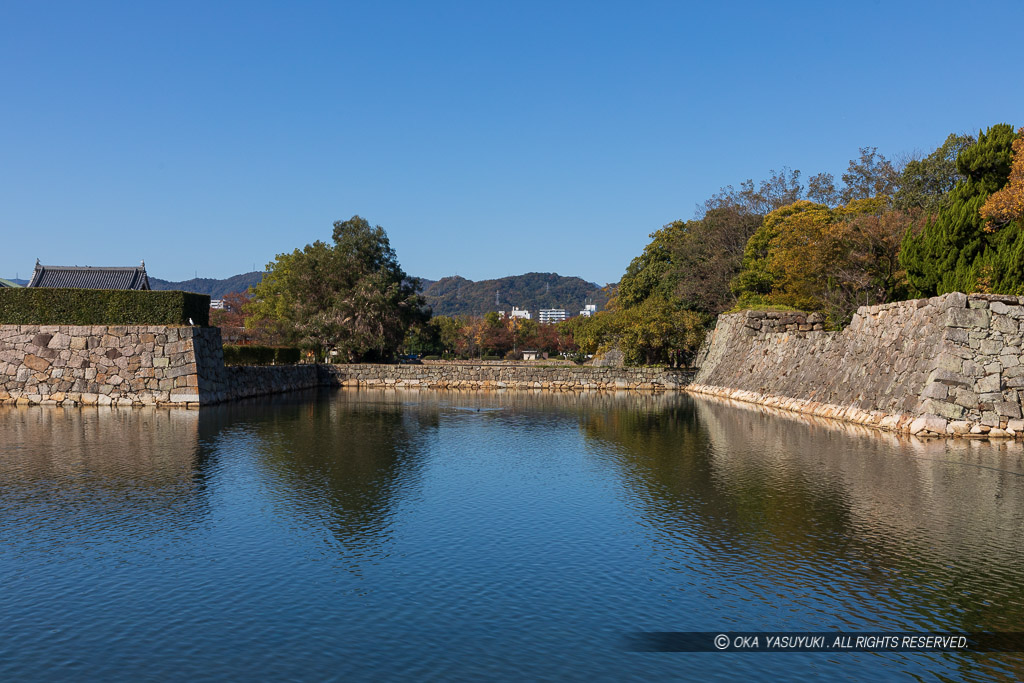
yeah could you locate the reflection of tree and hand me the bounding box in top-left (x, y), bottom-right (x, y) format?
top-left (581, 393), bottom-right (1024, 676)
top-left (219, 390), bottom-right (437, 554)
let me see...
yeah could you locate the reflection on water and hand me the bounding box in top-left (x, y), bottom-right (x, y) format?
top-left (1, 388), bottom-right (1022, 681)
top-left (0, 406), bottom-right (211, 559)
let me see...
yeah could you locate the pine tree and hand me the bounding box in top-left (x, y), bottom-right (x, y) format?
top-left (901, 124), bottom-right (1019, 296)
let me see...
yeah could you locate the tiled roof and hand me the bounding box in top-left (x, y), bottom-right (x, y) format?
top-left (28, 263), bottom-right (151, 290)
top-left (0, 278), bottom-right (20, 288)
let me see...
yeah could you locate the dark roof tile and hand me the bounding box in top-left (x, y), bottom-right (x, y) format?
top-left (28, 263), bottom-right (151, 290)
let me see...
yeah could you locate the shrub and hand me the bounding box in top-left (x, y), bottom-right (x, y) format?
top-left (422, 355), bottom-right (441, 360)
top-left (222, 345), bottom-right (302, 366)
top-left (0, 288), bottom-right (210, 326)
top-left (274, 347), bottom-right (301, 364)
top-left (482, 354), bottom-right (502, 361)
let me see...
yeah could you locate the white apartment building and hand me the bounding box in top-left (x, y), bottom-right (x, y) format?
top-left (579, 304), bottom-right (597, 317)
top-left (538, 309), bottom-right (567, 324)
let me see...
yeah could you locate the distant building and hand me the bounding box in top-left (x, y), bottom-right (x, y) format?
top-left (0, 278), bottom-right (20, 288)
top-left (579, 304), bottom-right (597, 317)
top-left (522, 350), bottom-right (540, 361)
top-left (507, 307), bottom-right (531, 320)
top-left (28, 260), bottom-right (151, 290)
top-left (210, 299), bottom-right (226, 310)
top-left (538, 309), bottom-right (566, 324)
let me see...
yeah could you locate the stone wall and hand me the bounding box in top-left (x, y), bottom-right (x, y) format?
top-left (0, 325), bottom-right (210, 406)
top-left (692, 293), bottom-right (1024, 438)
top-left (0, 324), bottom-right (691, 406)
top-left (0, 325), bottom-right (322, 406)
top-left (322, 362), bottom-right (691, 391)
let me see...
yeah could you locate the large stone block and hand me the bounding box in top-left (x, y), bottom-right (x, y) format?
top-left (946, 307), bottom-right (990, 329)
top-left (928, 368), bottom-right (972, 387)
top-left (994, 401), bottom-right (1022, 418)
top-left (993, 315), bottom-right (1018, 334)
top-left (976, 374), bottom-right (1001, 393)
top-left (921, 399), bottom-right (964, 420)
top-left (23, 354), bottom-right (50, 372)
top-left (909, 414), bottom-right (948, 434)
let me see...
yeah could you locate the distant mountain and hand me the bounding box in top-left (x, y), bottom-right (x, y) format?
top-left (420, 272), bottom-right (610, 317)
top-left (150, 272), bottom-right (264, 299)
top-left (2, 278), bottom-right (29, 286)
top-left (146, 270), bottom-right (610, 316)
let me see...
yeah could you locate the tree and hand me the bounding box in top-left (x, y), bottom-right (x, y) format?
top-left (615, 296), bottom-right (709, 367)
top-left (210, 291), bottom-right (249, 328)
top-left (247, 216), bottom-right (427, 361)
top-left (807, 172), bottom-right (840, 206)
top-left (840, 147), bottom-right (900, 204)
top-left (893, 133), bottom-right (976, 214)
top-left (731, 200), bottom-right (837, 312)
top-left (617, 221), bottom-right (689, 308)
top-left (900, 124), bottom-right (1020, 296)
top-left (981, 128), bottom-right (1024, 228)
top-left (671, 207), bottom-right (763, 314)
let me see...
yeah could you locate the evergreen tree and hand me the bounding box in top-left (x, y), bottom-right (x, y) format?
top-left (900, 124), bottom-right (1019, 296)
top-left (247, 216), bottom-right (428, 361)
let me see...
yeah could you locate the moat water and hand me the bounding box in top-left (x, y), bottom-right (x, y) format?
top-left (1, 389), bottom-right (1023, 681)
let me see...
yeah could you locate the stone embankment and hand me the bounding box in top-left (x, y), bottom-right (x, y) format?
top-left (691, 293), bottom-right (1024, 439)
top-left (0, 325), bottom-right (212, 406)
top-left (0, 324), bottom-right (690, 406)
top-left (0, 325), bottom-right (322, 406)
top-left (322, 363), bottom-right (690, 391)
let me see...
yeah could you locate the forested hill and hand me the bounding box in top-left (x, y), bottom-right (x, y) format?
top-left (149, 272), bottom-right (264, 299)
top-left (420, 272), bottom-right (610, 317)
top-left (149, 270), bottom-right (610, 316)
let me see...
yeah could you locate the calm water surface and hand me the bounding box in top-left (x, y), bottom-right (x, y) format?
top-left (1, 388), bottom-right (1023, 681)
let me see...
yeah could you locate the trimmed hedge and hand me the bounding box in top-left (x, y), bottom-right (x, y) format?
top-left (223, 345), bottom-right (302, 366)
top-left (0, 288), bottom-right (210, 326)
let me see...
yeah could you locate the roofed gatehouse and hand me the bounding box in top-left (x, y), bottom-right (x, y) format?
top-left (28, 261), bottom-right (151, 290)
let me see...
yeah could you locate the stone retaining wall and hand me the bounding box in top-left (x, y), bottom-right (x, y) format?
top-left (0, 325), bottom-right (212, 406)
top-left (0, 325), bottom-right (323, 406)
top-left (322, 362), bottom-right (691, 391)
top-left (0, 324), bottom-right (692, 406)
top-left (692, 293), bottom-right (1024, 438)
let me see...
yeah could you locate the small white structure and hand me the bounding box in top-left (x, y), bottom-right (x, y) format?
top-left (508, 307), bottom-right (531, 320)
top-left (522, 350), bottom-right (540, 361)
top-left (210, 299), bottom-right (226, 310)
top-left (538, 309), bottom-right (566, 324)
top-left (579, 304), bottom-right (597, 317)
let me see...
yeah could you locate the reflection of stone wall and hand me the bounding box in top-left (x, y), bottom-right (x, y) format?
top-left (693, 293), bottom-right (1024, 438)
top-left (322, 363), bottom-right (690, 391)
top-left (0, 405), bottom-right (200, 482)
top-left (690, 394), bottom-right (1024, 573)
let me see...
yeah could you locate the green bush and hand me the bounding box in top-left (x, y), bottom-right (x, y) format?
top-left (0, 288), bottom-right (210, 326)
top-left (222, 345), bottom-right (302, 366)
top-left (482, 355), bottom-right (502, 361)
top-left (422, 355), bottom-right (441, 360)
top-left (274, 347), bottom-right (301, 364)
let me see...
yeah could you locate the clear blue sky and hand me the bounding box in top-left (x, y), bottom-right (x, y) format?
top-left (2, 1), bottom-right (1021, 285)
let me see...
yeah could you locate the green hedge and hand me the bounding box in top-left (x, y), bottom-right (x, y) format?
top-left (223, 345), bottom-right (302, 366)
top-left (0, 288), bottom-right (210, 326)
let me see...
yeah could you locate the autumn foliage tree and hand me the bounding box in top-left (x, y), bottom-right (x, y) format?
top-left (980, 128), bottom-right (1024, 229)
